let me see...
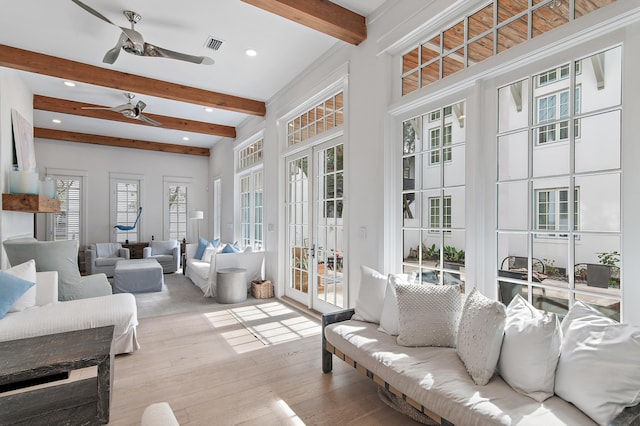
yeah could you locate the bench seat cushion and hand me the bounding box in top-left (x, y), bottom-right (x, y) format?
top-left (325, 319), bottom-right (596, 426)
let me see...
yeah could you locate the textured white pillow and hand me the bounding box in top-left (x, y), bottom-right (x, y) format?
top-left (456, 288), bottom-right (506, 385)
top-left (352, 265), bottom-right (388, 324)
top-left (498, 294), bottom-right (561, 402)
top-left (555, 301), bottom-right (640, 426)
top-left (5, 259), bottom-right (37, 312)
top-left (378, 274), bottom-right (411, 335)
top-left (396, 283), bottom-right (462, 347)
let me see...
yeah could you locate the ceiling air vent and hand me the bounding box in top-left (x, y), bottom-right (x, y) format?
top-left (204, 36), bottom-right (224, 51)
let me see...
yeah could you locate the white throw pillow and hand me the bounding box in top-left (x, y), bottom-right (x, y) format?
top-left (555, 301), bottom-right (640, 426)
top-left (456, 288), bottom-right (506, 385)
top-left (395, 282), bottom-right (462, 347)
top-left (201, 243), bottom-right (217, 262)
top-left (352, 265), bottom-right (388, 324)
top-left (498, 294), bottom-right (561, 402)
top-left (5, 259), bottom-right (37, 312)
top-left (378, 274), bottom-right (410, 336)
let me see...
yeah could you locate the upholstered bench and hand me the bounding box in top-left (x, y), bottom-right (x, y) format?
top-left (113, 259), bottom-right (163, 294)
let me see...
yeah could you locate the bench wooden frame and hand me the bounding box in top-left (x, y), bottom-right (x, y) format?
top-left (322, 308), bottom-right (453, 426)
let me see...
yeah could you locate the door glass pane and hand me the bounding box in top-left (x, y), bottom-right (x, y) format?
top-left (575, 234), bottom-right (620, 298)
top-left (574, 173), bottom-right (620, 233)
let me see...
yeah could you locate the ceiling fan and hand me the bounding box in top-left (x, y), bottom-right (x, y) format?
top-left (71, 0), bottom-right (214, 66)
top-left (82, 93), bottom-right (161, 126)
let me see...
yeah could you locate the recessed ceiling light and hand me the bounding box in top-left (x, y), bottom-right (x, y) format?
top-left (52, 119), bottom-right (62, 124)
top-left (63, 81), bottom-right (76, 87)
top-left (245, 49), bottom-right (257, 57)
top-left (182, 136), bottom-right (190, 141)
top-left (204, 107), bottom-right (214, 113)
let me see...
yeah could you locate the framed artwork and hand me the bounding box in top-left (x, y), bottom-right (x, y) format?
top-left (11, 109), bottom-right (36, 171)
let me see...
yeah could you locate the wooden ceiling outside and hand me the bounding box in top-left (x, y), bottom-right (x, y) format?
top-left (402, 0), bottom-right (617, 95)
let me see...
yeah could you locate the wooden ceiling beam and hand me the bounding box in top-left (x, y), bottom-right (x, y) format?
top-left (34, 96), bottom-right (236, 138)
top-left (242, 0), bottom-right (366, 45)
top-left (34, 128), bottom-right (210, 157)
top-left (0, 44), bottom-right (265, 116)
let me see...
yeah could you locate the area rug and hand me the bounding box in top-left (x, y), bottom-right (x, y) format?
top-left (377, 387), bottom-right (438, 425)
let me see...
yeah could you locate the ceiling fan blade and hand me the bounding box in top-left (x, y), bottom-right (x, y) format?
top-left (143, 43), bottom-right (214, 65)
top-left (119, 27), bottom-right (144, 47)
top-left (111, 104), bottom-right (134, 113)
top-left (103, 33), bottom-right (127, 64)
top-left (137, 114), bottom-right (161, 126)
top-left (71, 0), bottom-right (115, 26)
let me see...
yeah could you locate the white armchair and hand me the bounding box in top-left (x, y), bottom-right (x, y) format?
top-left (85, 243), bottom-right (130, 277)
top-left (143, 240), bottom-right (179, 273)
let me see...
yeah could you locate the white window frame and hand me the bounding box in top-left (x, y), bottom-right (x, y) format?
top-left (163, 176), bottom-right (192, 242)
top-left (110, 173), bottom-right (144, 243)
top-left (45, 168), bottom-right (88, 246)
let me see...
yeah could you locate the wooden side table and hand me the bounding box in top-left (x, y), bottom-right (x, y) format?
top-left (121, 242), bottom-right (149, 259)
top-left (0, 326), bottom-right (115, 425)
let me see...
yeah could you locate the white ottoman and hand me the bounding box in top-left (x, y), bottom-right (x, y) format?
top-left (113, 259), bottom-right (164, 294)
top-left (217, 268), bottom-right (247, 304)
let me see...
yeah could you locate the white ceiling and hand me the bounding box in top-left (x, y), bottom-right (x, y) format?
top-left (0, 0), bottom-right (385, 149)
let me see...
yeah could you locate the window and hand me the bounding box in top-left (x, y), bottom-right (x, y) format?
top-left (401, 0), bottom-right (615, 95)
top-left (535, 188), bottom-right (579, 237)
top-left (52, 177), bottom-right (81, 241)
top-left (111, 174), bottom-right (143, 243)
top-left (239, 170), bottom-right (264, 250)
top-left (287, 92), bottom-right (344, 146)
top-left (402, 101), bottom-right (466, 286)
top-left (497, 46), bottom-right (622, 320)
top-left (429, 196), bottom-right (452, 231)
top-left (239, 139), bottom-right (263, 170)
top-left (166, 183), bottom-right (188, 241)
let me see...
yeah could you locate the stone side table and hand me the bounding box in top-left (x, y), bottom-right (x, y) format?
top-left (217, 268), bottom-right (247, 303)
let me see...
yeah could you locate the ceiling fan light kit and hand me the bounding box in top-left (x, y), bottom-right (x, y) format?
top-left (72, 0), bottom-right (214, 65)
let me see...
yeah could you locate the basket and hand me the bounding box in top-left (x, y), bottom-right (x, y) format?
top-left (251, 280), bottom-right (274, 299)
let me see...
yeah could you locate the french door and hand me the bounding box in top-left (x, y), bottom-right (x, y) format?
top-left (285, 137), bottom-right (345, 312)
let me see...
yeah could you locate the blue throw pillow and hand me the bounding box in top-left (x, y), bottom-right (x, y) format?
top-left (195, 237), bottom-right (209, 260)
top-left (221, 243), bottom-right (240, 254)
top-left (212, 238), bottom-right (221, 248)
top-left (0, 271), bottom-right (35, 319)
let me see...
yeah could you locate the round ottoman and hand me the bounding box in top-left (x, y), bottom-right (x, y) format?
top-left (216, 268), bottom-right (247, 303)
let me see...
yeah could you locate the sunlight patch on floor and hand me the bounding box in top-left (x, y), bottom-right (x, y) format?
top-left (274, 399), bottom-right (305, 425)
top-left (203, 301), bottom-right (320, 353)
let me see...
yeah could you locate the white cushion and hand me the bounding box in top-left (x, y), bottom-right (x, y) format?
top-left (456, 288), bottom-right (506, 385)
top-left (378, 274), bottom-right (410, 336)
top-left (95, 243), bottom-right (120, 258)
top-left (396, 282), bottom-right (462, 347)
top-left (352, 265), bottom-right (388, 324)
top-left (201, 243), bottom-right (216, 262)
top-left (5, 260), bottom-right (37, 312)
top-left (555, 301), bottom-right (640, 425)
top-left (498, 294), bottom-right (561, 402)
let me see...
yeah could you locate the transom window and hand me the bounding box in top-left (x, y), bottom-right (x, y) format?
top-left (401, 0), bottom-right (616, 95)
top-left (239, 138), bottom-right (263, 170)
top-left (287, 91), bottom-right (343, 146)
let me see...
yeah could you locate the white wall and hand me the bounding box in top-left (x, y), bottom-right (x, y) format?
top-left (0, 70), bottom-right (36, 268)
top-left (35, 139), bottom-right (210, 247)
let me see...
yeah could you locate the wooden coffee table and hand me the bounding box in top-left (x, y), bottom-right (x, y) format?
top-left (0, 326), bottom-right (115, 425)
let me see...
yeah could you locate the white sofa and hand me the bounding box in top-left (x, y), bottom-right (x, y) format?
top-left (184, 243), bottom-right (265, 297)
top-left (0, 271), bottom-right (139, 355)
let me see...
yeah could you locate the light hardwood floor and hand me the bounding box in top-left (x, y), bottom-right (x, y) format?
top-left (107, 300), bottom-right (420, 425)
